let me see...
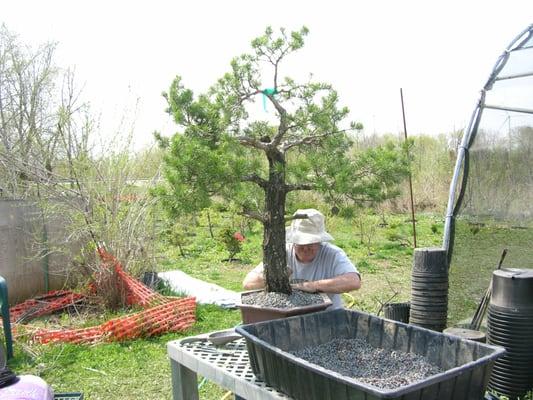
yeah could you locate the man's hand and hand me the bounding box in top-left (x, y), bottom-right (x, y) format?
top-left (290, 273), bottom-right (361, 294)
top-left (291, 281), bottom-right (318, 293)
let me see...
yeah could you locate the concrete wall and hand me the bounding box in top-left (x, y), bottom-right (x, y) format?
top-left (0, 199), bottom-right (81, 304)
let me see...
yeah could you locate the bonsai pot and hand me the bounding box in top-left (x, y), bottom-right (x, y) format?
top-left (237, 289), bottom-right (332, 324)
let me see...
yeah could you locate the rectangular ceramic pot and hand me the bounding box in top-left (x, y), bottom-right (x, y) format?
top-left (237, 289), bottom-right (332, 324)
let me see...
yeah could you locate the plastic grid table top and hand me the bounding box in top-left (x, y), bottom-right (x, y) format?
top-left (168, 336), bottom-right (291, 399)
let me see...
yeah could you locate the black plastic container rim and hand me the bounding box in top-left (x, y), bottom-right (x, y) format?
top-left (410, 291), bottom-right (448, 296)
top-left (411, 276), bottom-right (449, 281)
top-left (410, 284), bottom-right (449, 290)
top-left (409, 316), bottom-right (449, 322)
top-left (410, 298), bottom-right (449, 303)
top-left (488, 312), bottom-right (533, 320)
top-left (411, 288), bottom-right (448, 297)
top-left (488, 379), bottom-right (533, 390)
top-left (488, 330), bottom-right (533, 339)
top-left (488, 345), bottom-right (533, 356)
top-left (409, 305), bottom-right (448, 310)
top-left (489, 352), bottom-right (533, 362)
top-left (410, 276), bottom-right (448, 281)
top-left (410, 275), bottom-right (448, 280)
top-left (488, 385), bottom-right (532, 398)
top-left (236, 308), bottom-right (506, 398)
top-left (489, 379), bottom-right (532, 388)
top-left (383, 302), bottom-right (410, 308)
top-left (487, 386), bottom-right (530, 398)
top-left (489, 311), bottom-right (533, 320)
top-left (488, 316), bottom-right (533, 325)
top-left (492, 364), bottom-right (533, 374)
top-left (494, 356), bottom-right (533, 364)
top-left (409, 318), bottom-right (447, 323)
top-left (408, 318), bottom-right (448, 323)
top-left (489, 304), bottom-right (533, 316)
top-left (409, 309), bottom-right (449, 315)
top-left (492, 370), bottom-right (533, 378)
top-left (488, 336), bottom-right (533, 346)
top-left (487, 319), bottom-right (533, 330)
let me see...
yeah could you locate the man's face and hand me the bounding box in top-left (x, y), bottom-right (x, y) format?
top-left (294, 242), bottom-right (320, 263)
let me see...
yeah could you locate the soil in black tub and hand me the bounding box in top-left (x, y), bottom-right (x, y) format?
top-left (291, 338), bottom-right (443, 389)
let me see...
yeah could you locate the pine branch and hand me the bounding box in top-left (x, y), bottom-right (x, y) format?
top-left (237, 135), bottom-right (269, 151)
top-left (239, 209), bottom-right (266, 223)
top-left (242, 174), bottom-right (268, 189)
top-left (285, 183), bottom-right (315, 192)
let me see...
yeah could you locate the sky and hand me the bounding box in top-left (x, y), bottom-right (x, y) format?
top-left (2, 1), bottom-right (532, 150)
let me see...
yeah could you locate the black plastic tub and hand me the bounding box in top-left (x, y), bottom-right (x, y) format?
top-left (236, 309), bottom-right (505, 400)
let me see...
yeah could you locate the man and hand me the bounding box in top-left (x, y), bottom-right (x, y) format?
top-left (242, 208), bottom-right (361, 309)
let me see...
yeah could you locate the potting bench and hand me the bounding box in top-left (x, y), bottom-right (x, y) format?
top-left (167, 332), bottom-right (290, 400)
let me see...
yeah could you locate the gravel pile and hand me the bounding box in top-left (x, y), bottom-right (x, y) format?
top-left (292, 338), bottom-right (443, 389)
top-left (242, 290), bottom-right (324, 308)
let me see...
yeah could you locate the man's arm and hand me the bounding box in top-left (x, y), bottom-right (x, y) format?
top-left (243, 263), bottom-right (293, 290)
top-left (292, 272), bottom-right (361, 294)
top-left (242, 269), bottom-right (265, 290)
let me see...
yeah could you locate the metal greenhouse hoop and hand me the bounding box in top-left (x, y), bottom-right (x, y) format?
top-left (443, 23), bottom-right (533, 264)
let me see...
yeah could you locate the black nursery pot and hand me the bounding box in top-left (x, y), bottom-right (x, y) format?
top-left (383, 302), bottom-right (410, 323)
top-left (236, 308), bottom-right (505, 400)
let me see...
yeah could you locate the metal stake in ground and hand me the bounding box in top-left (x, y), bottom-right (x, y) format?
top-left (469, 248), bottom-right (507, 331)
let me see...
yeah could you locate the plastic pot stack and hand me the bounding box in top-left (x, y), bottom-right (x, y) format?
top-left (487, 268), bottom-right (533, 399)
top-left (409, 248), bottom-right (448, 332)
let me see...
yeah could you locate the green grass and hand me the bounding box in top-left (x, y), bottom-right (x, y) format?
top-left (9, 305), bottom-right (241, 400)
top-left (449, 220), bottom-right (533, 325)
top-left (5, 210), bottom-right (529, 399)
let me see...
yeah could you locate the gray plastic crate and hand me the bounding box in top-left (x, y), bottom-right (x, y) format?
top-left (236, 309), bottom-right (505, 400)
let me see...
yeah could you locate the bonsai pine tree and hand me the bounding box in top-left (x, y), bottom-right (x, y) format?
top-left (156, 27), bottom-right (409, 294)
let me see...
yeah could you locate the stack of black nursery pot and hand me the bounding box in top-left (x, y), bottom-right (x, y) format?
top-left (487, 268), bottom-right (533, 399)
top-left (409, 248), bottom-right (449, 332)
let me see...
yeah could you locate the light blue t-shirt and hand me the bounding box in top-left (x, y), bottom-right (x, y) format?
top-left (254, 242), bottom-right (359, 309)
top-left (288, 242), bottom-right (358, 309)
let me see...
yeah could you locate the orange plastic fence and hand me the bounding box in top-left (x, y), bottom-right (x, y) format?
top-left (35, 297), bottom-right (196, 344)
top-left (11, 248), bottom-right (197, 344)
top-left (33, 325), bottom-right (104, 345)
top-left (10, 290), bottom-right (86, 324)
top-left (97, 248), bottom-right (167, 306)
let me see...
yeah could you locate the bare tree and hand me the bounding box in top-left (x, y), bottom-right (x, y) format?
top-left (0, 24), bottom-right (61, 195)
top-left (0, 25), bottom-right (163, 306)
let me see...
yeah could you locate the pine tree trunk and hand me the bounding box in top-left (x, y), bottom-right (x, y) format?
top-left (263, 149), bottom-right (292, 294)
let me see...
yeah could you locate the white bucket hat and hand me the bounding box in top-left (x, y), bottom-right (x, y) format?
top-left (286, 209), bottom-right (334, 245)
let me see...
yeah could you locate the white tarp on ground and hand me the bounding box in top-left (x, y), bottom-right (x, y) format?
top-left (158, 270), bottom-right (240, 308)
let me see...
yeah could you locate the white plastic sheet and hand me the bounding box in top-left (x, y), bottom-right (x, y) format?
top-left (158, 270), bottom-right (240, 308)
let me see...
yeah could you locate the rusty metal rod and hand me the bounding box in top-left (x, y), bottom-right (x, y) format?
top-left (400, 88), bottom-right (417, 248)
